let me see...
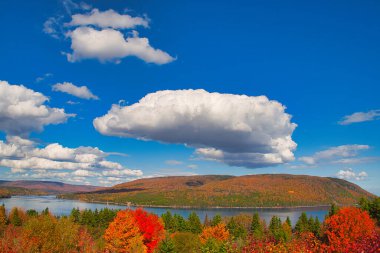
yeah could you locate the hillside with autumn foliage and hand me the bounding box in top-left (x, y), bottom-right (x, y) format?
top-left (0, 180), bottom-right (100, 195)
top-left (60, 174), bottom-right (375, 207)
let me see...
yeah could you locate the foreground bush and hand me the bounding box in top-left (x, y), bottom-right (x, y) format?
top-left (104, 208), bottom-right (165, 253)
top-left (323, 207), bottom-right (378, 252)
top-left (0, 214), bottom-right (96, 253)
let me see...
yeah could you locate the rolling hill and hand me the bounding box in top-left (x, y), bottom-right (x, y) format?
top-left (59, 174), bottom-right (376, 208)
top-left (0, 180), bottom-right (100, 195)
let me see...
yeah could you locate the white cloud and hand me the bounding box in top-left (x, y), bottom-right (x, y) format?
top-left (72, 169), bottom-right (99, 177)
top-left (94, 89), bottom-right (297, 168)
top-left (43, 16), bottom-right (63, 39)
top-left (187, 164), bottom-right (198, 169)
top-left (165, 160), bottom-right (183, 165)
top-left (44, 5), bottom-right (174, 65)
top-left (65, 27), bottom-right (175, 64)
top-left (339, 110), bottom-right (380, 125)
top-left (299, 145), bottom-right (370, 165)
top-left (0, 81), bottom-right (74, 136)
top-left (67, 9), bottom-right (149, 29)
top-left (62, 0), bottom-right (91, 14)
top-left (35, 73), bottom-right (53, 83)
top-left (52, 82), bottom-right (99, 100)
top-left (102, 169), bottom-right (143, 177)
top-left (336, 168), bottom-right (368, 181)
top-left (17, 170), bottom-right (70, 180)
top-left (0, 136), bottom-right (143, 180)
top-left (67, 100), bottom-right (80, 105)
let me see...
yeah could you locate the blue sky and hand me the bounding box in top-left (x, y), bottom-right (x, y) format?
top-left (0, 0), bottom-right (379, 194)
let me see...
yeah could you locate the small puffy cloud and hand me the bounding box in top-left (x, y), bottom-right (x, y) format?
top-left (299, 145), bottom-right (370, 165)
top-left (336, 168), bottom-right (368, 181)
top-left (187, 164), bottom-right (198, 169)
top-left (67, 9), bottom-right (149, 29)
top-left (339, 110), bottom-right (380, 125)
top-left (45, 5), bottom-right (174, 65)
top-left (65, 27), bottom-right (175, 64)
top-left (52, 82), bottom-right (99, 100)
top-left (94, 89), bottom-right (297, 168)
top-left (0, 80), bottom-right (74, 136)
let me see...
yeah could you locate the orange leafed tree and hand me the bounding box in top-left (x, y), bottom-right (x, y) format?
top-left (200, 223), bottom-right (230, 244)
top-left (104, 209), bottom-right (165, 253)
top-left (104, 210), bottom-right (147, 253)
top-left (323, 207), bottom-right (377, 252)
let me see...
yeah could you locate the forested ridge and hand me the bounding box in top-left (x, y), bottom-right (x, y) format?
top-left (0, 187), bottom-right (48, 198)
top-left (60, 174), bottom-right (375, 208)
top-left (0, 180), bottom-right (100, 194)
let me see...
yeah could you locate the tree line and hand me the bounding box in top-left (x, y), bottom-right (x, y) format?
top-left (0, 197), bottom-right (379, 252)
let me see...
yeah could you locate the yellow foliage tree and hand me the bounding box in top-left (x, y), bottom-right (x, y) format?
top-left (200, 223), bottom-right (230, 244)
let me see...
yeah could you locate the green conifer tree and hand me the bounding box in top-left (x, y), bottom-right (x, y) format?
top-left (313, 216), bottom-right (321, 237)
top-left (285, 216), bottom-right (292, 228)
top-left (227, 217), bottom-right (246, 239)
top-left (188, 212), bottom-right (202, 234)
top-left (26, 209), bottom-right (38, 217)
top-left (162, 211), bottom-right (174, 232)
top-left (250, 213), bottom-right (263, 238)
top-left (328, 203), bottom-right (339, 217)
top-left (173, 214), bottom-right (188, 232)
top-left (0, 204), bottom-right (7, 232)
top-left (295, 212), bottom-right (309, 233)
top-left (70, 208), bottom-right (80, 223)
top-left (211, 214), bottom-right (222, 227)
top-left (158, 237), bottom-right (176, 253)
top-left (269, 216), bottom-right (283, 241)
top-left (10, 208), bottom-right (22, 226)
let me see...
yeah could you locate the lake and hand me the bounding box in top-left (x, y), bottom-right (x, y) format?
top-left (0, 195), bottom-right (329, 225)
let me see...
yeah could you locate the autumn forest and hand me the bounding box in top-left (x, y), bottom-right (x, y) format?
top-left (0, 197), bottom-right (379, 252)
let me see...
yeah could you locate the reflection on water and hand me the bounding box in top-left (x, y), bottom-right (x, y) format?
top-left (0, 195), bottom-right (329, 225)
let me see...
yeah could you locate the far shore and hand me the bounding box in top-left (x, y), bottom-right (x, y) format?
top-left (56, 195), bottom-right (332, 210)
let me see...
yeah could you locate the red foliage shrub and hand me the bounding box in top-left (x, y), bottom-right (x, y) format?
top-left (132, 208), bottom-right (165, 253)
top-left (323, 207), bottom-right (378, 252)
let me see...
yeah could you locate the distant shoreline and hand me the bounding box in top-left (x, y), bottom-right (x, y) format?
top-left (57, 196), bottom-right (332, 210)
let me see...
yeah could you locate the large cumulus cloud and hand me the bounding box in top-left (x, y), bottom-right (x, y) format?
top-left (0, 81), bottom-right (74, 135)
top-left (94, 89), bottom-right (297, 168)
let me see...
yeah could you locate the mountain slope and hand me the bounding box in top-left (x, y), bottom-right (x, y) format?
top-left (60, 174), bottom-right (376, 208)
top-left (0, 180), bottom-right (100, 194)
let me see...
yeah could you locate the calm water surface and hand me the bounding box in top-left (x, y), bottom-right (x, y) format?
top-left (1, 195), bottom-right (329, 225)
